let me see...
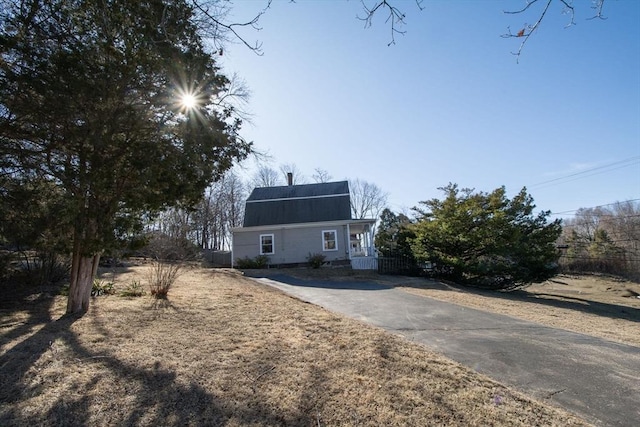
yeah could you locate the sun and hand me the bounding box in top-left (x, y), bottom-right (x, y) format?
top-left (180, 93), bottom-right (198, 110)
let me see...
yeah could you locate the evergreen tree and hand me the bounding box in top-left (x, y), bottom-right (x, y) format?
top-left (411, 184), bottom-right (562, 289)
top-left (0, 0), bottom-right (251, 313)
top-left (375, 208), bottom-right (414, 258)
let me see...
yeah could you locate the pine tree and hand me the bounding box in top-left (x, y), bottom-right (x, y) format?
top-left (411, 184), bottom-right (562, 289)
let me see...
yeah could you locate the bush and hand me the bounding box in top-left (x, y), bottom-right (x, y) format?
top-left (141, 233), bottom-right (197, 299)
top-left (147, 261), bottom-right (180, 299)
top-left (5, 251), bottom-right (70, 286)
top-left (235, 255), bottom-right (269, 269)
top-left (307, 253), bottom-right (326, 269)
top-left (120, 280), bottom-right (145, 297)
top-left (91, 279), bottom-right (115, 297)
top-left (0, 251), bottom-right (14, 281)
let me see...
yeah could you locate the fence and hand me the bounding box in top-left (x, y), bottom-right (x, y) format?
top-left (377, 254), bottom-right (422, 276)
top-left (351, 257), bottom-right (378, 270)
top-left (558, 253), bottom-right (640, 281)
top-left (202, 250), bottom-right (232, 267)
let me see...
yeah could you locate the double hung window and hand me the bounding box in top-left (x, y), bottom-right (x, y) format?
top-left (322, 230), bottom-right (337, 251)
top-left (260, 234), bottom-right (274, 255)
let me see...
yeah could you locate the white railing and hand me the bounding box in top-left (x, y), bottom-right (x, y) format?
top-left (351, 256), bottom-right (378, 270)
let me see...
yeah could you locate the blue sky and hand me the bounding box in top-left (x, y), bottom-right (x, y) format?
top-left (220, 0), bottom-right (640, 220)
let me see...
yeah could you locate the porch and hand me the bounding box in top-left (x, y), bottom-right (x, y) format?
top-left (348, 220), bottom-right (377, 270)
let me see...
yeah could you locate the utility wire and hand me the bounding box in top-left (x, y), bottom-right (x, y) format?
top-left (550, 199), bottom-right (640, 216)
top-left (529, 156), bottom-right (640, 189)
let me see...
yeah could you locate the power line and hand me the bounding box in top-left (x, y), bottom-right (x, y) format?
top-left (559, 254), bottom-right (640, 263)
top-left (562, 217), bottom-right (640, 227)
top-left (529, 156), bottom-right (640, 189)
top-left (561, 238), bottom-right (640, 244)
top-left (550, 199), bottom-right (640, 216)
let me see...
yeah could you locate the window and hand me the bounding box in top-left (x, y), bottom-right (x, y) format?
top-left (322, 230), bottom-right (338, 251)
top-left (260, 234), bottom-right (274, 255)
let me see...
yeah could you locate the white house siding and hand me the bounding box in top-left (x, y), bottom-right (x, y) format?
top-left (232, 223), bottom-right (351, 266)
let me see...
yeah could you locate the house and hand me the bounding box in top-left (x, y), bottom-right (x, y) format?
top-left (232, 176), bottom-right (377, 269)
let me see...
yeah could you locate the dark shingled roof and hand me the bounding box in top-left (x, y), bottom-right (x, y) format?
top-left (243, 181), bottom-right (351, 227)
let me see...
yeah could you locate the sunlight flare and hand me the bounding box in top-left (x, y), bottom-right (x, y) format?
top-left (180, 92), bottom-right (198, 110)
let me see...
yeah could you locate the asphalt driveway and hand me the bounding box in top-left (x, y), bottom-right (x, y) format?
top-left (249, 274), bottom-right (640, 427)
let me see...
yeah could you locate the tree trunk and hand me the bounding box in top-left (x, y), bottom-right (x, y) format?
top-left (91, 252), bottom-right (101, 279)
top-left (66, 244), bottom-right (100, 315)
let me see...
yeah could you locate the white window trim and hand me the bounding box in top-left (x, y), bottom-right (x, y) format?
top-left (260, 234), bottom-right (275, 255)
top-left (322, 230), bottom-right (338, 252)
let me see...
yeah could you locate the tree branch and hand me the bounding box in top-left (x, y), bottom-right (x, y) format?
top-left (501, 0), bottom-right (553, 63)
top-left (501, 0), bottom-right (605, 63)
top-left (587, 0), bottom-right (607, 20)
top-left (191, 0), bottom-right (272, 56)
top-left (357, 0), bottom-right (423, 46)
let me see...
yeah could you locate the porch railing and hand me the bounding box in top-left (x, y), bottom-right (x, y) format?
top-left (351, 256), bottom-right (378, 270)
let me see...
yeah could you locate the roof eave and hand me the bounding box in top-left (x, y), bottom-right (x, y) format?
top-left (231, 218), bottom-right (376, 233)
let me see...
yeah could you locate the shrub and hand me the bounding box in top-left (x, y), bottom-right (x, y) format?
top-left (13, 251), bottom-right (70, 285)
top-left (234, 257), bottom-right (253, 269)
top-left (91, 279), bottom-right (115, 297)
top-left (307, 253), bottom-right (326, 269)
top-left (235, 255), bottom-right (269, 269)
top-left (141, 233), bottom-right (197, 299)
top-left (120, 280), bottom-right (145, 297)
top-left (253, 255), bottom-right (269, 268)
top-left (147, 261), bottom-right (180, 299)
top-left (0, 251), bottom-right (15, 282)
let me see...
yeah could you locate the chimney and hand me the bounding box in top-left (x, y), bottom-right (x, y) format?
top-left (287, 172), bottom-right (293, 186)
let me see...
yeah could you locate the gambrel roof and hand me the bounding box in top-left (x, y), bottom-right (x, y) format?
top-left (243, 181), bottom-right (351, 227)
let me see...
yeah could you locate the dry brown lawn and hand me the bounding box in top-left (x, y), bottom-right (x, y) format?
top-left (0, 264), bottom-right (599, 426)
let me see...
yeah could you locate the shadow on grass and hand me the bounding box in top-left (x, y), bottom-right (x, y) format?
top-left (399, 278), bottom-right (640, 324)
top-left (0, 286), bottom-right (322, 426)
top-left (96, 264), bottom-right (137, 282)
top-left (0, 281), bottom-right (61, 354)
top-left (149, 297), bottom-right (179, 311)
top-left (244, 272), bottom-right (392, 291)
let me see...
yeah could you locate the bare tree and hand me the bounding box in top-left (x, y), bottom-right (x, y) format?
top-left (251, 165), bottom-right (282, 188)
top-left (214, 72), bottom-right (253, 123)
top-left (191, 171), bottom-right (247, 250)
top-left (611, 201), bottom-right (640, 247)
top-left (279, 163), bottom-right (308, 185)
top-left (560, 199), bottom-right (640, 279)
top-left (349, 179), bottom-right (388, 220)
top-left (155, 208), bottom-right (193, 242)
top-left (312, 168), bottom-right (333, 183)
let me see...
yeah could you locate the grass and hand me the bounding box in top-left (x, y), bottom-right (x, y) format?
top-left (0, 265), bottom-right (589, 426)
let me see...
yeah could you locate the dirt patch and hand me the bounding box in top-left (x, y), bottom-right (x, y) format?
top-left (0, 265), bottom-right (588, 426)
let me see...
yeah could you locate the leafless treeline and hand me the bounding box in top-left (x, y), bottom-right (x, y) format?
top-left (558, 200), bottom-right (640, 280)
top-left (152, 172), bottom-right (246, 250)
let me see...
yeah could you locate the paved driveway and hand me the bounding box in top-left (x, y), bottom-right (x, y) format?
top-left (249, 274), bottom-right (640, 427)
